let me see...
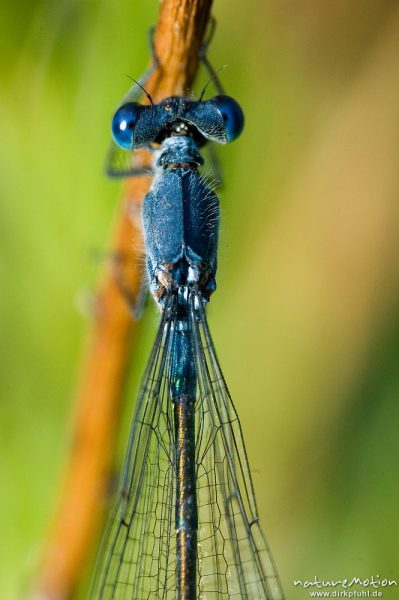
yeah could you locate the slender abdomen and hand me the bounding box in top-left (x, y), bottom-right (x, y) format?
top-left (170, 317), bottom-right (197, 600)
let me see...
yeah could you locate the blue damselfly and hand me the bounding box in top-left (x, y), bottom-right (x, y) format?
top-left (90, 40), bottom-right (284, 600)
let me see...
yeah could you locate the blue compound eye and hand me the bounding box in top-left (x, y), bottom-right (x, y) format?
top-left (212, 95), bottom-right (244, 142)
top-left (111, 102), bottom-right (142, 149)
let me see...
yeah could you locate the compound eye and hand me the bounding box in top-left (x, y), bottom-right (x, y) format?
top-left (111, 102), bottom-right (142, 149)
top-left (212, 95), bottom-right (244, 142)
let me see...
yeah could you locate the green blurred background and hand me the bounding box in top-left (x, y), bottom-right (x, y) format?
top-left (1, 0), bottom-right (399, 598)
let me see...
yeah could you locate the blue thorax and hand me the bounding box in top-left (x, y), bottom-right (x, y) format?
top-left (155, 136), bottom-right (204, 168)
top-left (111, 93), bottom-right (244, 306)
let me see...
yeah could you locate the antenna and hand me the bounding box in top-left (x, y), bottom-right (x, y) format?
top-left (198, 64), bottom-right (228, 102)
top-left (126, 74), bottom-right (154, 105)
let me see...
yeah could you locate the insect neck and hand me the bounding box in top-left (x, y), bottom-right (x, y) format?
top-left (156, 135), bottom-right (204, 169)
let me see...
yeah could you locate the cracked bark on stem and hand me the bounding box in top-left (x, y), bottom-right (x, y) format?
top-left (32, 1), bottom-right (213, 598)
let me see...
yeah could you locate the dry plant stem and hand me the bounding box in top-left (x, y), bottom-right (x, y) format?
top-left (33, 1), bottom-right (213, 599)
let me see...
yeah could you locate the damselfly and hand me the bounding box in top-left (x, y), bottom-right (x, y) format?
top-left (90, 41), bottom-right (284, 600)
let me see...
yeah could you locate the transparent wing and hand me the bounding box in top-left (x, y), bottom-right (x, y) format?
top-left (90, 293), bottom-right (178, 599)
top-left (190, 296), bottom-right (284, 600)
top-left (90, 291), bottom-right (284, 600)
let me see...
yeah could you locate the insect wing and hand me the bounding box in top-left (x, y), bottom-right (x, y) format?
top-left (90, 297), bottom-right (177, 599)
top-left (191, 298), bottom-right (284, 600)
top-left (90, 292), bottom-right (284, 600)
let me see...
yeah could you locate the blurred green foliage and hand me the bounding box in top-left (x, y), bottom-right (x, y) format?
top-left (1, 1), bottom-right (399, 598)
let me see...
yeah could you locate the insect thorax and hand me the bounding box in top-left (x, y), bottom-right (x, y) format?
top-left (143, 135), bottom-right (219, 307)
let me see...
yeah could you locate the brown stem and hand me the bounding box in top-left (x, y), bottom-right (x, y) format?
top-left (32, 1), bottom-right (213, 598)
